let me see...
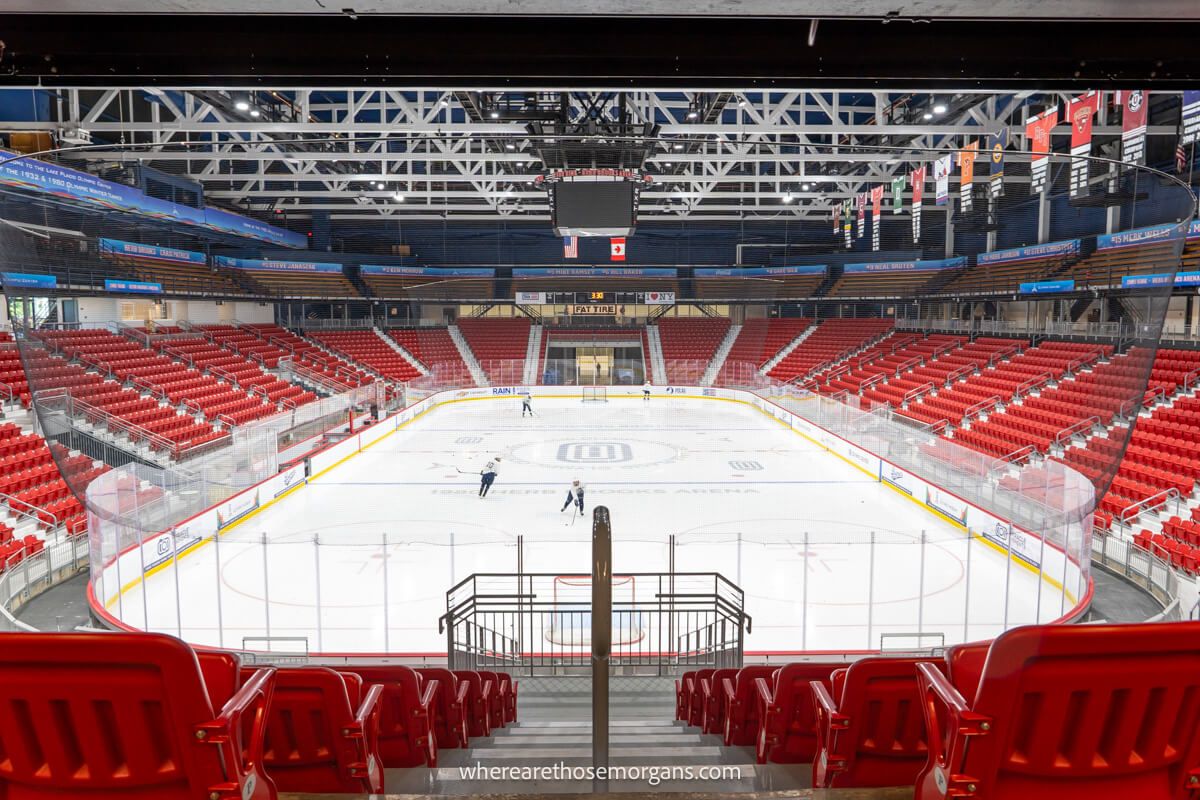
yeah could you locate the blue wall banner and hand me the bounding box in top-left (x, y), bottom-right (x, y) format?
top-left (1121, 271), bottom-right (1200, 288)
top-left (104, 279), bottom-right (163, 294)
top-left (694, 265), bottom-right (827, 278)
top-left (99, 238), bottom-right (207, 265)
top-left (0, 149), bottom-right (304, 248)
top-left (214, 256), bottom-right (343, 274)
top-left (1019, 279), bottom-right (1076, 294)
top-left (977, 239), bottom-right (1080, 266)
top-left (360, 265), bottom-right (495, 277)
top-left (1096, 223), bottom-right (1185, 251)
top-left (0, 272), bottom-right (57, 290)
top-left (512, 267), bottom-right (677, 278)
top-left (843, 257), bottom-right (966, 274)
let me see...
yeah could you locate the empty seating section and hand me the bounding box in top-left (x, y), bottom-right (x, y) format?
top-left (231, 267), bottom-right (359, 297)
top-left (827, 268), bottom-right (957, 298)
top-left (940, 253), bottom-right (1076, 294)
top-left (100, 248), bottom-right (249, 295)
top-left (656, 317), bottom-right (731, 383)
top-left (362, 271), bottom-right (493, 299)
top-left (387, 327), bottom-right (472, 383)
top-left (694, 271), bottom-right (825, 299)
top-left (719, 318), bottom-right (812, 377)
top-left (1061, 239), bottom-right (1188, 288)
top-left (177, 326), bottom-right (329, 402)
top-left (767, 318), bottom-right (894, 382)
top-left (672, 622), bottom-right (1200, 799)
top-left (456, 318), bottom-right (531, 382)
top-left (311, 330), bottom-right (422, 383)
top-left (0, 421), bottom-right (106, 540)
top-left (890, 338), bottom-right (1026, 428)
top-left (0, 343), bottom-right (28, 404)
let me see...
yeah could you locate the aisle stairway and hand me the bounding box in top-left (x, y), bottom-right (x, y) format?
top-left (645, 326), bottom-right (667, 383)
top-left (701, 323), bottom-right (742, 386)
top-left (386, 677), bottom-right (790, 795)
top-left (448, 324), bottom-right (489, 387)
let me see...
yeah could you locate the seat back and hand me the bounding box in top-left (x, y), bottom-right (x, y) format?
top-left (726, 665), bottom-right (778, 745)
top-left (417, 668), bottom-right (465, 749)
top-left (703, 668), bottom-right (739, 733)
top-left (676, 670), bottom-right (697, 720)
top-left (821, 656), bottom-right (938, 788)
top-left (687, 668), bottom-right (715, 726)
top-left (344, 665), bottom-right (432, 768)
top-left (760, 662), bottom-right (842, 763)
top-left (0, 632), bottom-right (260, 800)
top-left (250, 666), bottom-right (377, 794)
top-left (962, 623), bottom-right (1200, 800)
top-left (453, 670), bottom-right (491, 737)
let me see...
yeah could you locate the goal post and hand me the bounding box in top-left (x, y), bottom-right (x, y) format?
top-left (544, 574), bottom-right (645, 646)
top-left (581, 385), bottom-right (608, 403)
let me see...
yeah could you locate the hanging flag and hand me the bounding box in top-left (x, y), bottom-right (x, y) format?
top-left (958, 141), bottom-right (979, 212)
top-left (1182, 90), bottom-right (1200, 145)
top-left (870, 184), bottom-right (884, 252)
top-left (833, 202), bottom-right (841, 236)
top-left (1117, 90), bottom-right (1149, 166)
top-left (856, 193), bottom-right (866, 238)
top-left (610, 237), bottom-right (626, 261)
top-left (842, 200), bottom-right (853, 249)
top-left (890, 176), bottom-right (906, 213)
top-left (562, 235), bottom-right (578, 259)
top-left (988, 128), bottom-right (1009, 199)
top-left (933, 154), bottom-right (952, 206)
top-left (1178, 137), bottom-right (1189, 176)
top-left (1067, 91), bottom-right (1100, 197)
top-left (911, 166), bottom-right (926, 242)
top-left (1025, 107), bottom-right (1059, 194)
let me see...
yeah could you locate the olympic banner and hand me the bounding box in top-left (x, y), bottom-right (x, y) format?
top-left (833, 202), bottom-right (841, 236)
top-left (1096, 222), bottom-right (1188, 251)
top-left (870, 184), bottom-right (884, 251)
top-left (1025, 108), bottom-right (1058, 194)
top-left (1019, 279), bottom-right (1076, 294)
top-left (360, 265), bottom-right (494, 277)
top-left (512, 267), bottom-right (676, 278)
top-left (856, 192), bottom-right (866, 239)
top-left (977, 239), bottom-right (1080, 266)
top-left (891, 176), bottom-right (905, 213)
top-left (1117, 90), bottom-right (1149, 165)
top-left (1067, 91), bottom-right (1100, 197)
top-left (99, 238), bottom-right (207, 266)
top-left (933, 154), bottom-right (952, 206)
top-left (958, 140), bottom-right (978, 212)
top-left (910, 166), bottom-right (926, 242)
top-left (1122, 272), bottom-right (1200, 289)
top-left (695, 265), bottom-right (826, 278)
top-left (843, 200), bottom-right (853, 249)
top-left (1182, 90), bottom-right (1200, 146)
top-left (104, 279), bottom-right (163, 295)
top-left (1, 272), bottom-right (57, 290)
top-left (988, 128), bottom-right (1008, 198)
top-left (843, 256), bottom-right (966, 274)
top-left (214, 257), bottom-right (343, 273)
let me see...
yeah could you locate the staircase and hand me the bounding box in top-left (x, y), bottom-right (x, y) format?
top-left (448, 324), bottom-right (489, 387)
top-left (759, 321), bottom-right (820, 375)
top-left (645, 325), bottom-right (667, 383)
top-left (377, 327), bottom-right (429, 376)
top-left (387, 678), bottom-right (767, 795)
top-left (700, 323), bottom-right (742, 386)
top-left (523, 325), bottom-right (543, 385)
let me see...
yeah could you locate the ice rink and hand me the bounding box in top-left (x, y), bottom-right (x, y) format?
top-left (114, 394), bottom-right (1066, 654)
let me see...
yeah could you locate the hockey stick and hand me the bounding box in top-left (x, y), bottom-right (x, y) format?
top-left (454, 466), bottom-right (477, 475)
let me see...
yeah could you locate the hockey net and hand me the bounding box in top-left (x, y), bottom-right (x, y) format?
top-left (544, 574), bottom-right (645, 646)
top-left (581, 385), bottom-right (608, 403)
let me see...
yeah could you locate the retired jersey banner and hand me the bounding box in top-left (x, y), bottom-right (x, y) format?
top-left (911, 166), bottom-right (926, 242)
top-left (1182, 90), bottom-right (1200, 146)
top-left (833, 202), bottom-right (841, 236)
top-left (958, 141), bottom-right (979, 212)
top-left (856, 193), bottom-right (866, 238)
top-left (1117, 90), bottom-right (1149, 165)
top-left (1025, 108), bottom-right (1058, 194)
top-left (988, 128), bottom-right (1008, 199)
top-left (933, 155), bottom-right (952, 206)
top-left (842, 200), bottom-right (853, 249)
top-left (870, 184), bottom-right (884, 252)
top-left (1067, 91), bottom-right (1100, 197)
top-left (890, 176), bottom-right (906, 213)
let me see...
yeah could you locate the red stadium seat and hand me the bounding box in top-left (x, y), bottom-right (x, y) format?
top-left (701, 667), bottom-right (739, 735)
top-left (686, 668), bottom-right (715, 728)
top-left (0, 632), bottom-right (275, 800)
top-left (812, 657), bottom-right (944, 788)
top-left (722, 665), bottom-right (779, 746)
top-left (496, 671), bottom-right (518, 724)
top-left (248, 666), bottom-right (384, 794)
top-left (340, 665), bottom-right (438, 768)
top-left (675, 670), bottom-right (696, 721)
top-left (754, 662), bottom-right (842, 764)
top-left (477, 669), bottom-right (508, 731)
top-left (916, 622), bottom-right (1200, 800)
top-left (417, 667), bottom-right (469, 749)
top-left (453, 669), bottom-right (494, 738)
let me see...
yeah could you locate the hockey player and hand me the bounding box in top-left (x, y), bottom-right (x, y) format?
top-left (479, 457), bottom-right (501, 498)
top-left (560, 479), bottom-right (585, 514)
top-left (643, 380), bottom-right (652, 401)
top-left (521, 391), bottom-right (534, 417)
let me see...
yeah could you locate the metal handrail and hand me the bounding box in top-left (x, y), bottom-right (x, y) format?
top-left (1119, 488), bottom-right (1181, 526)
top-left (1054, 416), bottom-right (1101, 446)
top-left (0, 491), bottom-right (61, 531)
top-left (963, 395), bottom-right (1003, 422)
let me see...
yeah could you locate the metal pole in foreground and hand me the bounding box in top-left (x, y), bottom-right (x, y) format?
top-left (592, 506), bottom-right (612, 793)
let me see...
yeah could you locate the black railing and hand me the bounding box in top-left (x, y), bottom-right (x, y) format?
top-left (439, 569), bottom-right (750, 676)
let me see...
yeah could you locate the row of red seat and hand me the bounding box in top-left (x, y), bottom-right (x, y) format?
top-left (457, 318), bottom-right (532, 383)
top-left (1136, 528), bottom-right (1200, 575)
top-left (718, 317), bottom-right (813, 381)
top-left (678, 620), bottom-right (1200, 798)
top-left (656, 317), bottom-right (732, 383)
top-left (311, 329), bottom-right (422, 383)
top-left (0, 633), bottom-right (521, 799)
top-left (767, 318), bottom-right (894, 382)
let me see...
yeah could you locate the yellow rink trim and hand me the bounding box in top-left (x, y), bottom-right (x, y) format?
top-left (106, 389), bottom-right (1076, 612)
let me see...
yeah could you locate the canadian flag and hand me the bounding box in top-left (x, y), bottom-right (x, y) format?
top-left (610, 237), bottom-right (626, 261)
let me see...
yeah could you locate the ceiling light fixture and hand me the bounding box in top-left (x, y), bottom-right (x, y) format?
top-left (249, 108), bottom-right (261, 118)
top-left (933, 103), bottom-right (947, 115)
top-left (235, 100), bottom-right (250, 111)
top-left (783, 191), bottom-right (794, 203)
top-left (923, 112), bottom-right (934, 120)
top-left (489, 110), bottom-right (500, 119)
top-left (392, 191), bottom-right (405, 202)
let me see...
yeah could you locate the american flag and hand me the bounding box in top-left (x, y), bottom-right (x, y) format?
top-left (1178, 141), bottom-right (1190, 176)
top-left (563, 235), bottom-right (578, 259)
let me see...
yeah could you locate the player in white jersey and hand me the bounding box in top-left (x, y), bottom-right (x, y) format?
top-left (560, 479), bottom-right (585, 513)
top-left (521, 391), bottom-right (534, 417)
top-left (643, 380), bottom-right (652, 401)
top-left (479, 457), bottom-right (501, 498)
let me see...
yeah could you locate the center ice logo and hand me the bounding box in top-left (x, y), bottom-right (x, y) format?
top-left (557, 442), bottom-right (633, 463)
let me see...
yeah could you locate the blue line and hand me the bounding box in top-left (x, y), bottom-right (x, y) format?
top-left (406, 427), bottom-right (774, 433)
